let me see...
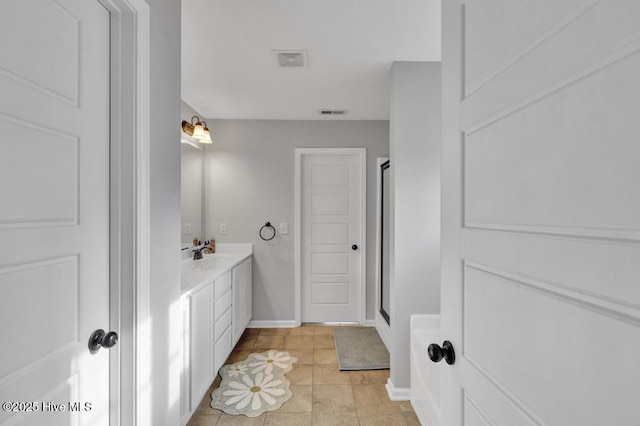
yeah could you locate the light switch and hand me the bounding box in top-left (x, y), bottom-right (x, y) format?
top-left (280, 222), bottom-right (288, 235)
top-left (184, 223), bottom-right (192, 234)
top-left (220, 223), bottom-right (227, 235)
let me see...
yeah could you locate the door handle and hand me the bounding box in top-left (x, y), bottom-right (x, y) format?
top-left (352, 244), bottom-right (358, 251)
top-left (89, 329), bottom-right (118, 354)
top-left (428, 340), bottom-right (455, 365)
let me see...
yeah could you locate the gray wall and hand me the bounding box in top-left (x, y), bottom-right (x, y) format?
top-left (389, 61), bottom-right (441, 390)
top-left (148, 0), bottom-right (181, 424)
top-left (203, 120), bottom-right (389, 321)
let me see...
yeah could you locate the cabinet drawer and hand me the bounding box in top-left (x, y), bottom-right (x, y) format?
top-left (214, 326), bottom-right (233, 374)
top-left (214, 271), bottom-right (232, 299)
top-left (214, 289), bottom-right (232, 321)
top-left (215, 307), bottom-right (232, 341)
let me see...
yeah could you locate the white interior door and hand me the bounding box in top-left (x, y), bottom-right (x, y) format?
top-left (442, 1), bottom-right (640, 424)
top-left (0, 0), bottom-right (111, 424)
top-left (300, 149), bottom-right (365, 323)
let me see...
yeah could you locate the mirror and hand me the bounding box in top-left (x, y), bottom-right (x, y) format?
top-left (181, 142), bottom-right (204, 247)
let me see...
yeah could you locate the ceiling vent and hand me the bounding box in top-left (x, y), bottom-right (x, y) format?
top-left (319, 109), bottom-right (348, 116)
top-left (274, 50), bottom-right (308, 67)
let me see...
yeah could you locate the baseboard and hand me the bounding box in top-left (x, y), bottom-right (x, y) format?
top-left (385, 378), bottom-right (411, 401)
top-left (247, 320), bottom-right (297, 328)
top-left (248, 319), bottom-right (378, 328)
top-left (375, 314), bottom-right (391, 353)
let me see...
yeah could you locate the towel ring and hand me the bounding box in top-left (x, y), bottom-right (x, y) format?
top-left (259, 222), bottom-right (276, 241)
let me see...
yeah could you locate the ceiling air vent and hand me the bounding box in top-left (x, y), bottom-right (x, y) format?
top-left (274, 50), bottom-right (308, 67)
top-left (319, 109), bottom-right (348, 116)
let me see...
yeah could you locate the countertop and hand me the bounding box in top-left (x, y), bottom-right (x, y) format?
top-left (181, 244), bottom-right (252, 298)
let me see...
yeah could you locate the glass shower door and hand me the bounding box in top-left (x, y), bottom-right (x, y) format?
top-left (380, 160), bottom-right (390, 325)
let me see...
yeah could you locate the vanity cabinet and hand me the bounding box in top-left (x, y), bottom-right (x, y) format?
top-left (231, 264), bottom-right (243, 345)
top-left (213, 271), bottom-right (233, 374)
top-left (243, 257), bottom-right (252, 330)
top-left (188, 283), bottom-right (214, 412)
top-left (180, 254), bottom-right (252, 425)
top-left (232, 257), bottom-right (253, 345)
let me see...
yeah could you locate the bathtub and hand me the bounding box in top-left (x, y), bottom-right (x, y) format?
top-left (410, 315), bottom-right (441, 426)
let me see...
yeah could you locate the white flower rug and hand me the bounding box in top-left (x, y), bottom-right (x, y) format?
top-left (211, 350), bottom-right (298, 417)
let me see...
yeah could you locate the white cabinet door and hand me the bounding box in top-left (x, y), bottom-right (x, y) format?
top-left (231, 264), bottom-right (244, 345)
top-left (214, 326), bottom-right (233, 375)
top-left (189, 284), bottom-right (214, 412)
top-left (243, 257), bottom-right (252, 328)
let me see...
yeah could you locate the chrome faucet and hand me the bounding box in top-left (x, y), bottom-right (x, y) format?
top-left (192, 246), bottom-right (206, 260)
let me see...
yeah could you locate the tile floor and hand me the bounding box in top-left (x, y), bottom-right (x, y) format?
top-left (187, 324), bottom-right (420, 426)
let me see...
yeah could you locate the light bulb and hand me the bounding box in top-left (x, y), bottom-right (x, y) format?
top-left (199, 128), bottom-right (213, 144)
top-left (192, 123), bottom-right (205, 139)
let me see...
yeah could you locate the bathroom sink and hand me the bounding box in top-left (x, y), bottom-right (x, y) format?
top-left (201, 252), bottom-right (236, 258)
top-left (180, 244), bottom-right (253, 295)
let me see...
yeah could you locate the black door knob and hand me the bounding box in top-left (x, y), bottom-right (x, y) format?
top-left (428, 340), bottom-right (455, 365)
top-left (103, 331), bottom-right (118, 348)
top-left (352, 244), bottom-right (358, 251)
top-left (88, 329), bottom-right (119, 353)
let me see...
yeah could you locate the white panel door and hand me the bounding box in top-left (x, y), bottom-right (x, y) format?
top-left (301, 151), bottom-right (364, 322)
top-left (0, 0), bottom-right (110, 424)
top-left (442, 1), bottom-right (640, 425)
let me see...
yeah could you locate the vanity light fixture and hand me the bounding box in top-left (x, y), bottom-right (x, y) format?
top-left (181, 115), bottom-right (213, 144)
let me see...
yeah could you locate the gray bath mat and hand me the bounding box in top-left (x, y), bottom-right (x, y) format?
top-left (334, 327), bottom-right (390, 370)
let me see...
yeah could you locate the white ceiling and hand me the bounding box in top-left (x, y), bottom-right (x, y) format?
top-left (181, 0), bottom-right (441, 121)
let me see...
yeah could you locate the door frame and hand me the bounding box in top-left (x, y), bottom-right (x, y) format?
top-left (374, 157), bottom-right (391, 351)
top-left (98, 1), bottom-right (150, 425)
top-left (294, 148), bottom-right (367, 326)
